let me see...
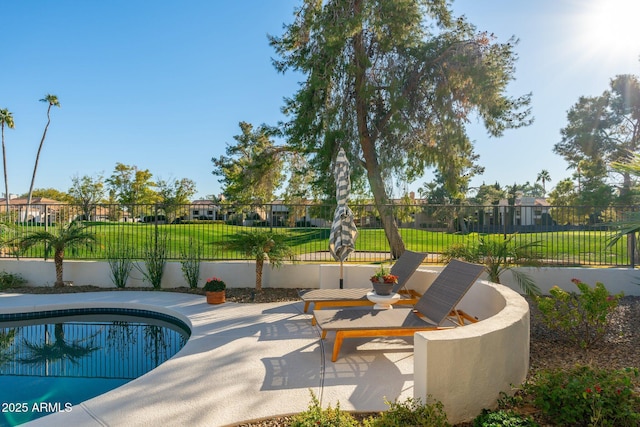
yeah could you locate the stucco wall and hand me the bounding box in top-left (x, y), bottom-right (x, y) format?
top-left (0, 259), bottom-right (637, 296)
top-left (414, 281), bottom-right (530, 424)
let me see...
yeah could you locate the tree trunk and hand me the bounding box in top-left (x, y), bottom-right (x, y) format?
top-left (54, 248), bottom-right (65, 287)
top-left (255, 258), bottom-right (263, 291)
top-left (26, 105), bottom-right (52, 214)
top-left (1, 126), bottom-right (8, 214)
top-left (352, 17), bottom-right (405, 259)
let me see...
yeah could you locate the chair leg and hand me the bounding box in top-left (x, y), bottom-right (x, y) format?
top-left (303, 301), bottom-right (311, 313)
top-left (321, 330), bottom-right (327, 339)
top-left (332, 332), bottom-right (344, 362)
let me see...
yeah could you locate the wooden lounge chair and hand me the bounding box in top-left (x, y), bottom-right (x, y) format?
top-left (300, 250), bottom-right (427, 317)
top-left (313, 259), bottom-right (484, 361)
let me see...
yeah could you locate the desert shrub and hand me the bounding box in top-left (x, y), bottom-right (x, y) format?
top-left (364, 397), bottom-right (450, 427)
top-left (290, 390), bottom-right (358, 427)
top-left (524, 365), bottom-right (640, 426)
top-left (107, 241), bottom-right (134, 288)
top-left (179, 237), bottom-right (202, 289)
top-left (0, 271), bottom-right (26, 289)
top-left (535, 279), bottom-right (622, 349)
top-left (473, 409), bottom-right (539, 427)
top-left (134, 232), bottom-right (168, 289)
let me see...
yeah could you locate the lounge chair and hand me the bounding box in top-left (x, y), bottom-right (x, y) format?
top-left (313, 259), bottom-right (484, 361)
top-left (300, 250), bottom-right (427, 317)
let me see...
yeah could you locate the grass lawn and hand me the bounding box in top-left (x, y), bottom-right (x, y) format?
top-left (8, 222), bottom-right (628, 266)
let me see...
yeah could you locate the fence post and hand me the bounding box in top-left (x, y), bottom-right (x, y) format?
top-left (629, 232), bottom-right (636, 269)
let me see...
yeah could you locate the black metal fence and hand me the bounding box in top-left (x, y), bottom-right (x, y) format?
top-left (1, 202), bottom-right (637, 267)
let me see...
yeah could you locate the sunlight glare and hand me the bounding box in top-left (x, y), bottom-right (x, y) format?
top-left (578, 0), bottom-right (640, 62)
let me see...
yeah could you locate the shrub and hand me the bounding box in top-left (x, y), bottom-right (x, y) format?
top-left (0, 271), bottom-right (26, 289)
top-left (473, 409), bottom-right (539, 427)
top-left (524, 365), bottom-right (640, 426)
top-left (290, 390), bottom-right (358, 427)
top-left (107, 241), bottom-right (134, 288)
top-left (535, 279), bottom-right (622, 349)
top-left (134, 232), bottom-right (168, 289)
top-left (179, 237), bottom-right (202, 289)
top-left (364, 397), bottom-right (450, 427)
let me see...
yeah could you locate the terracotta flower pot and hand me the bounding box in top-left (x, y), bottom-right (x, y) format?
top-left (206, 291), bottom-right (226, 304)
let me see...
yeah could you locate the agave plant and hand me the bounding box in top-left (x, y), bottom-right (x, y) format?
top-left (441, 234), bottom-right (542, 296)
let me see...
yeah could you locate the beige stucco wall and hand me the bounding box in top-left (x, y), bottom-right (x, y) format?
top-left (0, 259), bottom-right (638, 296)
top-left (414, 281), bottom-right (530, 424)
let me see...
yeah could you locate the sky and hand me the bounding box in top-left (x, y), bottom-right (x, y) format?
top-left (1, 0), bottom-right (640, 200)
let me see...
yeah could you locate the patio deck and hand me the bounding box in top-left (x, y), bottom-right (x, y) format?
top-left (0, 292), bottom-right (414, 427)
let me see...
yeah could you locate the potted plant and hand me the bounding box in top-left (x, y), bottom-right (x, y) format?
top-left (370, 264), bottom-right (398, 295)
top-left (203, 276), bottom-right (226, 304)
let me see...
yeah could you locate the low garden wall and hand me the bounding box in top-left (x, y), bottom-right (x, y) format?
top-left (414, 280), bottom-right (529, 424)
top-left (0, 259), bottom-right (637, 296)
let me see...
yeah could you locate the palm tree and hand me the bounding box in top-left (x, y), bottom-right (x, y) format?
top-left (536, 170), bottom-right (551, 195)
top-left (19, 323), bottom-right (98, 372)
top-left (0, 108), bottom-right (15, 214)
top-left (26, 94), bottom-right (60, 216)
top-left (441, 234), bottom-right (542, 296)
top-left (222, 230), bottom-right (295, 291)
top-left (18, 221), bottom-right (97, 287)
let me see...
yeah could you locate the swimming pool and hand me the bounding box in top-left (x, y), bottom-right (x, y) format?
top-left (0, 308), bottom-right (190, 426)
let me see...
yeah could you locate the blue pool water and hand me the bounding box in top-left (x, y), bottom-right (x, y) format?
top-left (0, 309), bottom-right (190, 426)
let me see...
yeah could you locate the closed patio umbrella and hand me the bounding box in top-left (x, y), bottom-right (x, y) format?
top-left (328, 148), bottom-right (358, 289)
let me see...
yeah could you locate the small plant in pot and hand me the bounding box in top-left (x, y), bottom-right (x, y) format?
top-left (203, 277), bottom-right (226, 304)
top-left (370, 265), bottom-right (398, 296)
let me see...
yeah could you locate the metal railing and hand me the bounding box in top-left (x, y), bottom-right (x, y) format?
top-left (1, 202), bottom-right (637, 267)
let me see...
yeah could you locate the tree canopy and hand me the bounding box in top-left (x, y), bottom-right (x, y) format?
top-left (270, 0), bottom-right (532, 256)
top-left (554, 74), bottom-right (640, 205)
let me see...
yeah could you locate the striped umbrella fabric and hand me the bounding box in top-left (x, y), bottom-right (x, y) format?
top-left (328, 148), bottom-right (358, 288)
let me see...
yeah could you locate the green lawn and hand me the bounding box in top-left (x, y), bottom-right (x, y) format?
top-left (9, 222), bottom-right (629, 266)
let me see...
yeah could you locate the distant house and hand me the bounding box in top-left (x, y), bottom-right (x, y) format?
top-left (189, 200), bottom-right (220, 220)
top-left (0, 196), bottom-right (67, 223)
top-left (499, 196), bottom-right (552, 226)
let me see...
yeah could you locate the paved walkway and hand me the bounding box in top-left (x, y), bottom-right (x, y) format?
top-left (0, 292), bottom-right (414, 427)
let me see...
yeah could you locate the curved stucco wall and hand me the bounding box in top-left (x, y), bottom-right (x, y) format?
top-left (414, 280), bottom-right (530, 424)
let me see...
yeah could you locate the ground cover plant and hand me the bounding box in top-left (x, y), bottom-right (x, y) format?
top-left (535, 279), bottom-right (623, 349)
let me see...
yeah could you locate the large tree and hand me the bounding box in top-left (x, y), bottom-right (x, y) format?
top-left (0, 108), bottom-right (14, 214)
top-left (26, 94), bottom-right (60, 213)
top-left (156, 177), bottom-right (197, 221)
top-left (212, 121), bottom-right (285, 205)
top-left (106, 163), bottom-right (156, 217)
top-left (68, 174), bottom-right (105, 220)
top-left (270, 0), bottom-right (532, 256)
top-left (554, 74), bottom-right (640, 203)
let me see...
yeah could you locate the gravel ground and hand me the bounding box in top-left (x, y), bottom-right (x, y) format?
top-left (4, 286), bottom-right (640, 425)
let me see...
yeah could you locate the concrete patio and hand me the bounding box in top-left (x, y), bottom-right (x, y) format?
top-left (0, 291), bottom-right (415, 427)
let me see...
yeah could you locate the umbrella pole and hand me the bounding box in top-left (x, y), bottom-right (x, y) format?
top-left (340, 260), bottom-right (344, 289)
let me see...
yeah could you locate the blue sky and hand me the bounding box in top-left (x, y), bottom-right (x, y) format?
top-left (1, 0), bottom-right (639, 200)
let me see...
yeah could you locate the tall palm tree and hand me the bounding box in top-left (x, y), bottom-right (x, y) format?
top-left (0, 108), bottom-right (15, 214)
top-left (26, 94), bottom-right (60, 217)
top-left (536, 169), bottom-right (552, 195)
top-left (18, 221), bottom-right (96, 287)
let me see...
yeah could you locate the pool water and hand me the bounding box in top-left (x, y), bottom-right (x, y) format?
top-left (0, 311), bottom-right (189, 426)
